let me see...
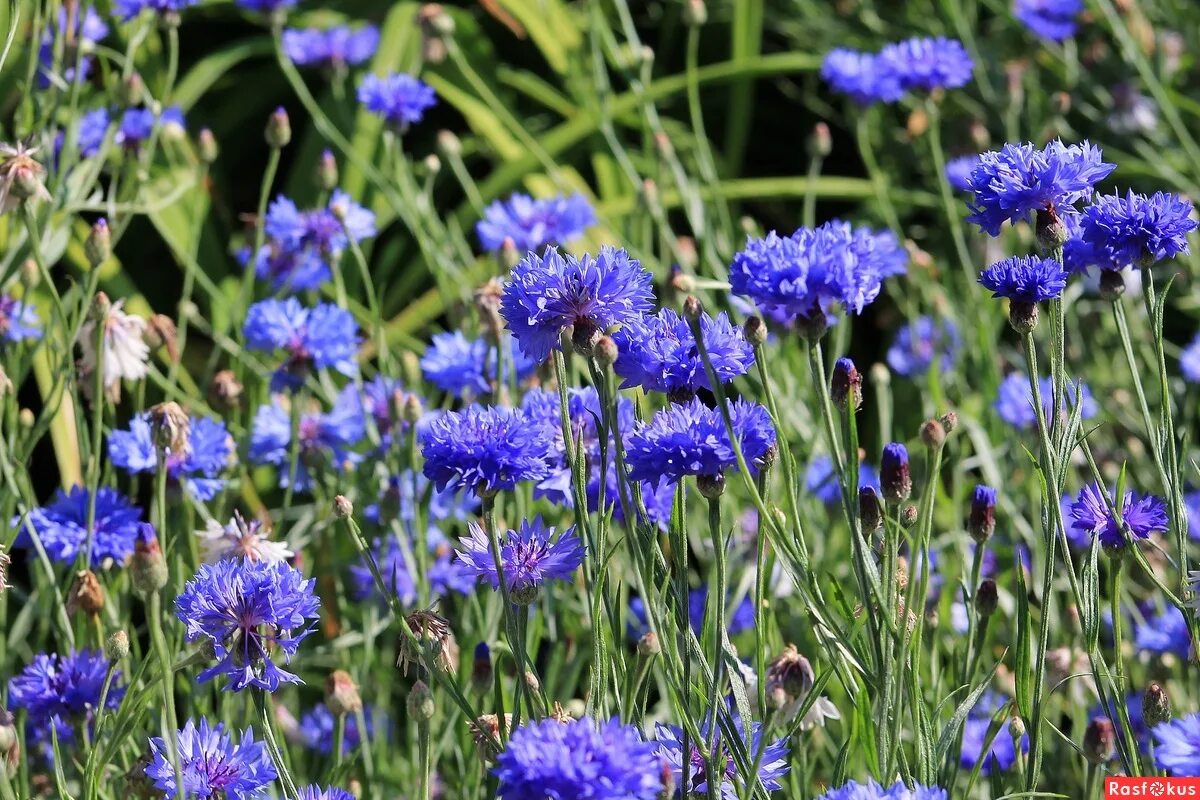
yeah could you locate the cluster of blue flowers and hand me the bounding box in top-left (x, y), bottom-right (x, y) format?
top-left (821, 36), bottom-right (973, 105)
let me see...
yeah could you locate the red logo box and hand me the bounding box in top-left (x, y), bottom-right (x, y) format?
top-left (1106, 778), bottom-right (1200, 797)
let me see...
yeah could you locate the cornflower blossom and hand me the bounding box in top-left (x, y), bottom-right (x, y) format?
top-left (1134, 605), bottom-right (1192, 658)
top-left (38, 7), bottom-right (108, 88)
top-left (501, 246), bottom-right (655, 361)
top-left (978, 255), bottom-right (1067, 304)
top-left (244, 298), bottom-right (359, 390)
top-left (493, 716), bottom-right (663, 800)
top-left (146, 718), bottom-right (278, 799)
top-left (654, 717), bottom-right (789, 799)
top-left (1152, 714), bottom-right (1200, 775)
top-left (113, 0), bottom-right (198, 21)
top-left (297, 704), bottom-right (380, 754)
top-left (626, 398), bottom-right (775, 484)
top-left (15, 485), bottom-right (143, 566)
top-left (960, 716), bottom-right (1028, 775)
top-left (820, 49), bottom-right (904, 105)
top-left (420, 404), bottom-right (555, 496)
top-left (945, 155), bottom-right (981, 193)
top-left (993, 372), bottom-right (1097, 430)
top-left (476, 192), bottom-right (595, 252)
top-left (358, 73), bottom-right (437, 128)
top-left (816, 781), bottom-right (948, 799)
top-left (805, 456), bottom-right (880, 507)
top-left (456, 517), bottom-right (585, 602)
top-left (1014, 0), bottom-right (1083, 42)
top-left (878, 37), bottom-right (974, 92)
top-left (8, 650), bottom-right (125, 725)
top-left (175, 558), bottom-right (320, 692)
top-left (1077, 191), bottom-right (1196, 269)
top-left (108, 412), bottom-right (232, 501)
top-left (0, 294), bottom-right (42, 343)
top-left (251, 191), bottom-right (377, 291)
top-left (420, 330), bottom-right (538, 397)
top-left (196, 513), bottom-right (293, 564)
top-left (1068, 483), bottom-right (1168, 550)
top-left (297, 788), bottom-right (355, 800)
top-left (78, 299), bottom-right (150, 399)
top-left (249, 385), bottom-right (366, 491)
top-left (0, 142), bottom-right (51, 213)
top-left (283, 25), bottom-right (380, 68)
top-left (886, 316), bottom-right (959, 376)
top-left (612, 308), bottom-right (754, 399)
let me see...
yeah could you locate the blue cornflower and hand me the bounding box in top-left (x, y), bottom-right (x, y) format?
top-left (476, 193), bottom-right (595, 252)
top-left (8, 650), bottom-right (124, 724)
top-left (1181, 335), bottom-right (1200, 384)
top-left (1015, 0), bottom-right (1083, 42)
top-left (804, 456), bottom-right (880, 506)
top-left (879, 37), bottom-right (974, 92)
top-left (264, 191), bottom-right (375, 258)
top-left (298, 788), bottom-right (355, 800)
top-left (1069, 482), bottom-right (1168, 550)
top-left (612, 308), bottom-right (754, 399)
top-left (147, 718), bottom-right (278, 799)
top-left (77, 108), bottom-right (111, 158)
top-left (501, 246), bottom-right (655, 362)
top-left (357, 73), bottom-right (437, 128)
top-left (249, 245), bottom-right (331, 292)
top-left (817, 780), bottom-right (948, 799)
top-left (420, 330), bottom-right (491, 395)
top-left (299, 704), bottom-right (381, 754)
top-left (114, 0), bottom-right (198, 21)
top-left (886, 316), bottom-right (959, 376)
top-left (1185, 490), bottom-right (1200, 541)
top-left (960, 715), bottom-right (1028, 775)
top-left (38, 7), bottom-right (108, 88)
top-left (244, 298), bottom-right (359, 390)
top-left (456, 516), bottom-right (584, 602)
top-left (366, 469), bottom-right (479, 535)
top-left (283, 25), bottom-right (380, 68)
top-left (1078, 191), bottom-right (1196, 269)
top-left (235, 0), bottom-right (296, 13)
top-left (350, 536), bottom-right (473, 606)
top-left (249, 385), bottom-right (365, 491)
top-left (945, 155), bottom-right (981, 193)
top-left (994, 372), bottom-right (1097, 429)
top-left (494, 716), bottom-right (663, 800)
top-left (0, 294), bottom-right (42, 343)
top-left (108, 413), bottom-right (232, 501)
top-left (820, 49), bottom-right (904, 105)
top-left (625, 398), bottom-right (775, 484)
top-left (176, 558), bottom-right (320, 692)
top-left (15, 485), bottom-right (143, 567)
top-left (361, 375), bottom-right (410, 438)
top-left (420, 405), bottom-right (555, 495)
top-left (115, 107), bottom-right (184, 150)
top-left (979, 255), bottom-right (1067, 304)
top-left (1091, 694), bottom-right (1148, 754)
top-left (848, 224), bottom-right (909, 278)
top-left (627, 587), bottom-right (754, 640)
top-left (655, 717), bottom-right (788, 799)
top-left (1153, 713), bottom-right (1200, 775)
top-left (965, 140), bottom-right (1116, 236)
top-left (1134, 605), bottom-right (1192, 658)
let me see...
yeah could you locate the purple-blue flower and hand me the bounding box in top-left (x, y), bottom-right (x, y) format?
top-left (965, 140), bottom-right (1116, 236)
top-left (283, 25), bottom-right (379, 67)
top-left (38, 8), bottom-right (108, 88)
top-left (820, 48), bottom-right (904, 105)
top-left (113, 0), bottom-right (198, 21)
top-left (979, 255), bottom-right (1067, 303)
top-left (234, 0), bottom-right (295, 12)
top-left (176, 558), bottom-right (320, 692)
top-left (1153, 713), bottom-right (1200, 776)
top-left (264, 191), bottom-right (375, 258)
top-left (960, 715), bottom-right (1028, 775)
top-left (420, 331), bottom-right (538, 397)
top-left (357, 73), bottom-right (437, 128)
top-left (805, 455), bottom-right (879, 506)
top-left (1069, 482), bottom-right (1168, 550)
top-left (249, 385), bottom-right (365, 492)
top-left (244, 298), bottom-right (359, 390)
top-left (114, 106), bottom-right (184, 150)
top-left (654, 716), bottom-right (788, 799)
top-left (879, 37), bottom-right (974, 92)
top-left (886, 315), bottom-right (959, 376)
top-left (946, 155), bottom-right (981, 193)
top-left (77, 108), bottom-right (111, 158)
top-left (420, 405), bottom-right (555, 495)
top-left (8, 650), bottom-right (124, 725)
top-left (1078, 191), bottom-right (1196, 269)
top-left (494, 716), bottom-right (664, 800)
top-left (456, 516), bottom-right (584, 600)
top-left (994, 372), bottom-right (1097, 429)
top-left (627, 587), bottom-right (755, 640)
top-left (0, 294), bottom-right (42, 343)
top-left (15, 485), bottom-right (143, 567)
top-left (501, 246), bottom-right (655, 362)
top-left (1015, 0), bottom-right (1083, 42)
top-left (817, 781), bottom-right (948, 800)
top-left (1181, 335), bottom-right (1200, 384)
top-left (477, 193), bottom-right (595, 252)
top-left (108, 413), bottom-right (232, 501)
top-left (350, 536), bottom-right (473, 606)
top-left (612, 308), bottom-right (753, 398)
top-left (625, 398), bottom-right (775, 483)
top-left (1134, 605), bottom-right (1192, 658)
top-left (298, 787), bottom-right (355, 800)
top-left (298, 704), bottom-right (381, 755)
top-left (147, 718), bottom-right (279, 799)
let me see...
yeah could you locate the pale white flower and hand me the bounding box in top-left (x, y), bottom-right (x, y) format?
top-left (0, 142), bottom-right (51, 214)
top-left (196, 513), bottom-right (293, 564)
top-left (79, 299), bottom-right (150, 398)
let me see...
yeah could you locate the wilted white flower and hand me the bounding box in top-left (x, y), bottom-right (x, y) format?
top-left (79, 298), bottom-right (150, 400)
top-left (0, 142), bottom-right (51, 214)
top-left (196, 512), bottom-right (293, 564)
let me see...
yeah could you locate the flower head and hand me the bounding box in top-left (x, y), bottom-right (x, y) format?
top-left (612, 308), bottom-right (754, 398)
top-left (15, 485), bottom-right (142, 567)
top-left (879, 37), bottom-right (973, 92)
top-left (945, 155), bottom-right (981, 193)
top-left (146, 718), bottom-right (278, 799)
top-left (249, 386), bottom-right (365, 491)
top-left (78, 298), bottom-right (150, 398)
top-left (805, 455), bottom-right (879, 506)
top-left (196, 513), bottom-right (293, 565)
top-left (960, 715), bottom-right (1028, 775)
top-left (297, 788), bottom-right (355, 800)
top-left (265, 191), bottom-right (375, 258)
top-left (358, 73), bottom-right (437, 128)
top-left (1015, 0), bottom-right (1083, 42)
top-left (979, 255), bottom-right (1067, 304)
top-left (1152, 713), bottom-right (1200, 776)
top-left (0, 142), bottom-right (51, 212)
top-left (1069, 483), bottom-right (1168, 550)
top-left (420, 331), bottom-right (536, 397)
top-left (654, 716), bottom-right (788, 799)
top-left (1134, 605), bottom-right (1192, 658)
top-left (176, 558), bottom-right (320, 692)
top-left (477, 193), bottom-right (595, 252)
top-left (283, 25), bottom-right (379, 68)
top-left (965, 140), bottom-right (1116, 236)
top-left (109, 412), bottom-right (232, 501)
top-left (8, 650), bottom-right (124, 724)
top-left (113, 0), bottom-right (197, 21)
top-left (297, 704), bottom-right (380, 754)
top-left (817, 781), bottom-right (948, 799)
top-left (501, 246), bottom-right (655, 362)
top-left (420, 405), bottom-right (555, 495)
top-left (820, 48), bottom-right (904, 105)
top-left (994, 372), bottom-right (1097, 429)
top-left (886, 316), bottom-right (959, 376)
top-left (38, 7), bottom-right (108, 88)
top-left (625, 398), bottom-right (775, 484)
top-left (1078, 191), bottom-right (1196, 269)
top-left (0, 294), bottom-right (42, 343)
top-left (494, 716), bottom-right (663, 800)
top-left (244, 298), bottom-right (359, 390)
top-left (457, 517), bottom-right (584, 602)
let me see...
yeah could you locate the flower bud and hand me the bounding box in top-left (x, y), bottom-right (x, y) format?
top-left (321, 669), bottom-right (361, 717)
top-left (1009, 715), bottom-right (1027, 740)
top-left (697, 473), bottom-right (726, 500)
top-left (265, 107), bottom-right (292, 149)
top-left (919, 419), bottom-right (945, 450)
top-left (1008, 300), bottom-right (1040, 335)
top-left (808, 122), bottom-right (832, 159)
top-left (316, 149), bottom-right (338, 191)
top-left (682, 295), bottom-right (703, 321)
top-left (1143, 682), bottom-right (1171, 727)
top-left (0, 708), bottom-right (18, 771)
top-left (149, 401), bottom-right (189, 456)
top-left (900, 504), bottom-right (918, 528)
top-left (197, 128), bottom-right (219, 164)
top-left (1098, 269), bottom-right (1126, 301)
top-left (906, 107), bottom-right (929, 139)
top-left (744, 316), bottom-right (767, 347)
top-left (471, 642), bottom-right (493, 694)
top-left (19, 258), bottom-right (39, 287)
top-left (939, 411), bottom-right (958, 433)
top-left (594, 335), bottom-right (618, 368)
top-left (683, 0), bottom-right (707, 26)
top-left (437, 129), bottom-right (462, 158)
top-left (131, 523), bottom-right (168, 595)
top-left (85, 218), bottom-right (112, 268)
top-left (859, 486), bottom-right (882, 532)
top-left (403, 394), bottom-right (424, 424)
top-left (797, 311), bottom-right (829, 343)
top-left (1036, 207), bottom-right (1071, 252)
top-left (570, 319), bottom-right (603, 357)
top-left (975, 579), bottom-right (998, 618)
top-left (638, 631), bottom-right (661, 658)
top-left (968, 485), bottom-right (997, 543)
top-left (1083, 717), bottom-right (1116, 765)
top-left (408, 680), bottom-right (435, 722)
top-left (121, 73), bottom-right (145, 106)
top-left (105, 630), bottom-right (130, 661)
top-left (67, 569), bottom-right (106, 617)
top-left (333, 495), bottom-right (354, 520)
top-left (880, 443), bottom-right (911, 504)
top-left (208, 369), bottom-right (243, 411)
top-left (831, 357), bottom-right (862, 411)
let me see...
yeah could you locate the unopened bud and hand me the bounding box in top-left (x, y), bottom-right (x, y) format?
top-left (437, 129), bottom-right (462, 158)
top-left (683, 0), bottom-right (707, 25)
top-left (1008, 301), bottom-right (1039, 335)
top-left (265, 107), bottom-right (291, 149)
top-left (326, 669), bottom-right (363, 716)
top-left (1098, 269), bottom-right (1126, 301)
top-left (975, 579), bottom-right (998, 618)
top-left (105, 630), bottom-right (130, 661)
top-left (131, 524), bottom-right (168, 595)
top-left (66, 570), bottom-right (105, 617)
top-left (939, 411), bottom-right (958, 433)
top-left (121, 73), bottom-right (145, 106)
top-left (85, 218), bottom-right (112, 268)
top-left (317, 149), bottom-right (338, 191)
top-left (523, 671), bottom-right (540, 692)
top-left (744, 316), bottom-right (768, 347)
top-left (1035, 208), bottom-right (1070, 252)
top-left (471, 642), bottom-right (493, 694)
top-left (1009, 715), bottom-right (1027, 740)
top-left (1143, 682), bottom-right (1171, 727)
top-left (1083, 717), bottom-right (1116, 765)
top-left (594, 335), bottom-right (618, 368)
top-left (208, 369), bottom-right (243, 411)
top-left (333, 495), bottom-right (353, 519)
top-left (682, 295), bottom-right (702, 322)
top-left (859, 486), bottom-right (882, 532)
top-left (697, 473), bottom-right (726, 500)
top-left (808, 122), bottom-right (832, 159)
top-left (831, 357), bottom-right (862, 411)
top-left (900, 504), bottom-right (918, 528)
top-left (968, 485), bottom-right (997, 543)
top-left (149, 401), bottom-right (189, 455)
top-left (881, 443), bottom-right (911, 504)
top-left (408, 680), bottom-right (435, 722)
top-left (403, 394), bottom-right (424, 424)
top-left (919, 418), bottom-right (945, 450)
top-left (19, 258), bottom-right (39, 287)
top-left (197, 128), bottom-right (219, 164)
top-left (638, 631), bottom-right (661, 658)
